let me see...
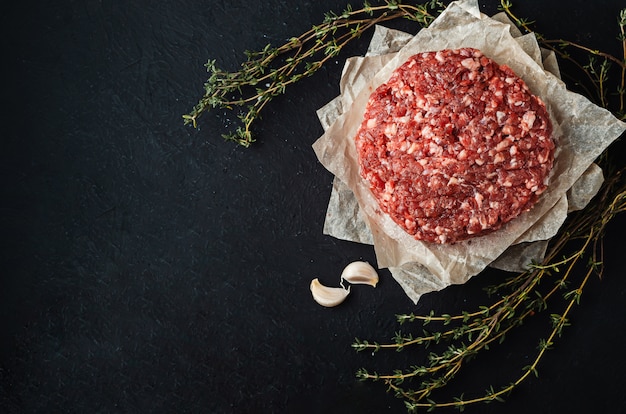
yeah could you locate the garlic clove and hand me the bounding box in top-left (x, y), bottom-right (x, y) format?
top-left (340, 261), bottom-right (379, 287)
top-left (310, 278), bottom-right (350, 307)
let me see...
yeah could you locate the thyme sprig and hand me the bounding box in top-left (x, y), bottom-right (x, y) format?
top-left (499, 0), bottom-right (626, 118)
top-left (183, 0), bottom-right (445, 147)
top-left (353, 169), bottom-right (626, 411)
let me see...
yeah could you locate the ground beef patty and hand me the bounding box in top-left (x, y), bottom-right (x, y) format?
top-left (355, 48), bottom-right (555, 244)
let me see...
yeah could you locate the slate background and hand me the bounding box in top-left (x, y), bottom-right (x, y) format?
top-left (2, 0), bottom-right (626, 413)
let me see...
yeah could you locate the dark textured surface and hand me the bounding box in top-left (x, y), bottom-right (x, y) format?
top-left (2, 1), bottom-right (626, 413)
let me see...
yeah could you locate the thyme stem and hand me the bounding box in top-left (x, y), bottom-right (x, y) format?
top-left (500, 0), bottom-right (626, 117)
top-left (356, 166), bottom-right (626, 411)
top-left (184, 1), bottom-right (445, 146)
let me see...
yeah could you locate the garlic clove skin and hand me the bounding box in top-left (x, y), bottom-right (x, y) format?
top-left (310, 278), bottom-right (350, 307)
top-left (340, 261), bottom-right (379, 287)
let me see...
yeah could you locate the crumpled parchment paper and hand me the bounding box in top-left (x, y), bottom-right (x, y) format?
top-left (312, 0), bottom-right (626, 304)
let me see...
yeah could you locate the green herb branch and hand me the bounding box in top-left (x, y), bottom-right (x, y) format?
top-left (500, 0), bottom-right (626, 118)
top-left (353, 168), bottom-right (626, 411)
top-left (183, 0), bottom-right (446, 147)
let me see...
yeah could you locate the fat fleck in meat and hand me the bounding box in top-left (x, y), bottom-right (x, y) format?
top-left (354, 48), bottom-right (555, 244)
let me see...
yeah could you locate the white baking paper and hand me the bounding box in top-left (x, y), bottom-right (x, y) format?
top-left (313, 0), bottom-right (626, 303)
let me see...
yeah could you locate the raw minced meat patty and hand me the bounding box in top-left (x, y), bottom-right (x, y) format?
top-left (355, 47), bottom-right (555, 244)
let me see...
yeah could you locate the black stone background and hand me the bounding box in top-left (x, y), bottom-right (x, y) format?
top-left (2, 0), bottom-right (626, 413)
